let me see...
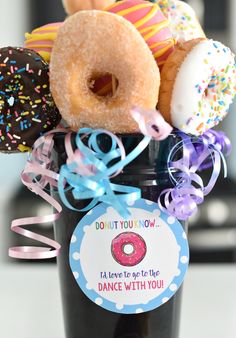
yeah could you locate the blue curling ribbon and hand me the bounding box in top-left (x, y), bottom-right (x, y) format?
top-left (58, 128), bottom-right (151, 218)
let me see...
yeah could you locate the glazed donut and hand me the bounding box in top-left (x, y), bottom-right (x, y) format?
top-left (111, 232), bottom-right (147, 266)
top-left (106, 0), bottom-right (175, 69)
top-left (50, 10), bottom-right (160, 133)
top-left (62, 0), bottom-right (114, 15)
top-left (24, 22), bottom-right (63, 63)
top-left (157, 0), bottom-right (205, 42)
top-left (0, 47), bottom-right (61, 153)
top-left (158, 38), bottom-right (236, 135)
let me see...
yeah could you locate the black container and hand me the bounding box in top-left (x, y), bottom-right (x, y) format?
top-left (53, 134), bottom-right (186, 338)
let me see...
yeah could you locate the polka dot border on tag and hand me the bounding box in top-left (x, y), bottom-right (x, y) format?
top-left (69, 199), bottom-right (189, 314)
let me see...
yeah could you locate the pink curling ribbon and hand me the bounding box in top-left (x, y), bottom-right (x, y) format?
top-left (8, 128), bottom-right (67, 259)
top-left (158, 131), bottom-right (229, 220)
top-left (131, 106), bottom-right (173, 140)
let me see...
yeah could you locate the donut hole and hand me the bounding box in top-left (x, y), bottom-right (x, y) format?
top-left (88, 72), bottom-right (119, 97)
top-left (123, 243), bottom-right (135, 255)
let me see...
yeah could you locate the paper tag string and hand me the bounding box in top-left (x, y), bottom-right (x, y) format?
top-left (58, 128), bottom-right (151, 218)
top-left (8, 129), bottom-right (67, 259)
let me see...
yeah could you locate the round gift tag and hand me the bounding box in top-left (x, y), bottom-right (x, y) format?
top-left (69, 199), bottom-right (189, 314)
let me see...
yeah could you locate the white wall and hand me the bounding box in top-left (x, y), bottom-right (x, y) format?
top-left (0, 0), bottom-right (29, 47)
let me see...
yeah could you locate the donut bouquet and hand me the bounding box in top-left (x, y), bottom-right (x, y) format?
top-left (1, 0), bottom-right (235, 259)
top-left (22, 0), bottom-right (236, 137)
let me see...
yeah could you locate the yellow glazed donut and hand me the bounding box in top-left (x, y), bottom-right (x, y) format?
top-left (62, 0), bottom-right (114, 15)
top-left (50, 10), bottom-right (160, 133)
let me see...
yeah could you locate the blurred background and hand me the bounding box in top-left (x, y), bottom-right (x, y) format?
top-left (0, 1), bottom-right (236, 338)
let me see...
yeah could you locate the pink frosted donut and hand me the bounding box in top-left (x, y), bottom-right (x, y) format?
top-left (111, 232), bottom-right (147, 267)
top-left (24, 22), bottom-right (63, 62)
top-left (106, 0), bottom-right (175, 69)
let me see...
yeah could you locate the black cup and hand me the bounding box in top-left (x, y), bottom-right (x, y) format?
top-left (52, 133), bottom-right (186, 338)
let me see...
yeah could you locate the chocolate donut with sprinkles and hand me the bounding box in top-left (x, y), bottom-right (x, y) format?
top-left (0, 47), bottom-right (61, 153)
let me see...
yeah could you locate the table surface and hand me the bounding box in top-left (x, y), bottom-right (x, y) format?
top-left (0, 263), bottom-right (236, 338)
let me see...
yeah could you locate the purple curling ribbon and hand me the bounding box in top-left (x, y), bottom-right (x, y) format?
top-left (158, 129), bottom-right (231, 220)
top-left (129, 107), bottom-right (231, 220)
top-left (197, 130), bottom-right (231, 170)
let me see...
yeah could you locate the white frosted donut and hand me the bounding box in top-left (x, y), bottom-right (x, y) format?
top-left (50, 10), bottom-right (160, 133)
top-left (158, 0), bottom-right (205, 42)
top-left (159, 39), bottom-right (236, 135)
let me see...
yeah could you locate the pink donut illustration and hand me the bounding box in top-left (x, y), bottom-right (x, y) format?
top-left (111, 232), bottom-right (147, 267)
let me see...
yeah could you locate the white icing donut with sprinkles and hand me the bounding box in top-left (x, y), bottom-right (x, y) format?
top-left (158, 38), bottom-right (236, 135)
top-left (157, 0), bottom-right (205, 42)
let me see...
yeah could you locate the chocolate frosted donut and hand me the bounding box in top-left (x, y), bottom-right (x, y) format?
top-left (0, 47), bottom-right (61, 153)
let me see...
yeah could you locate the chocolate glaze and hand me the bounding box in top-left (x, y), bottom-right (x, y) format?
top-left (0, 47), bottom-right (61, 153)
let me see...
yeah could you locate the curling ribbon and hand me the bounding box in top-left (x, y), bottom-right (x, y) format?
top-left (131, 106), bottom-right (230, 220)
top-left (158, 131), bottom-right (229, 220)
top-left (58, 128), bottom-right (152, 218)
top-left (8, 129), bottom-right (67, 259)
top-left (196, 129), bottom-right (231, 170)
top-left (131, 107), bottom-right (173, 140)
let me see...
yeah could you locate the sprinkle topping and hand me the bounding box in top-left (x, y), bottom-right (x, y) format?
top-left (171, 39), bottom-right (236, 135)
top-left (157, 0), bottom-right (205, 41)
top-left (0, 47), bottom-right (61, 153)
